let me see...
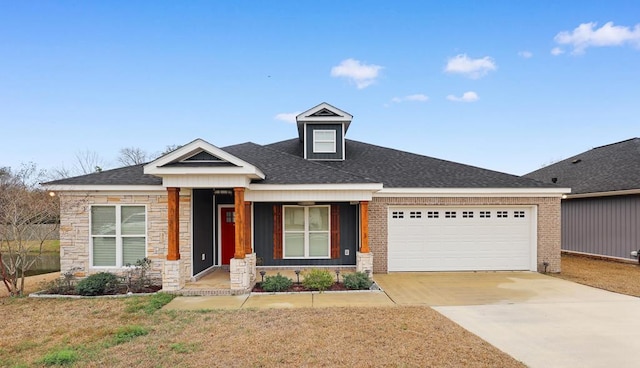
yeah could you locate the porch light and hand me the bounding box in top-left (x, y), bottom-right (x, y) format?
top-left (294, 269), bottom-right (301, 283)
top-left (48, 191), bottom-right (56, 197)
top-left (335, 269), bottom-right (340, 283)
top-left (259, 270), bottom-right (266, 283)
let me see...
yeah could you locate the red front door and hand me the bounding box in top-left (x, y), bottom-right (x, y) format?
top-left (220, 207), bottom-right (235, 265)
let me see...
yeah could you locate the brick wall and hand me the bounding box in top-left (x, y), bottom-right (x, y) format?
top-left (369, 196), bottom-right (561, 273)
top-left (58, 191), bottom-right (192, 284)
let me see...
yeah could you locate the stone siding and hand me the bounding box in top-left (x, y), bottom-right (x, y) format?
top-left (369, 196), bottom-right (562, 274)
top-left (58, 191), bottom-right (192, 284)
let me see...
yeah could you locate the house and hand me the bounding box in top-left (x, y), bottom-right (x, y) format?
top-left (45, 103), bottom-right (568, 293)
top-left (525, 138), bottom-right (640, 261)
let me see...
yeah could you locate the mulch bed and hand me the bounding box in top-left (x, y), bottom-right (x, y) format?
top-left (252, 282), bottom-right (351, 292)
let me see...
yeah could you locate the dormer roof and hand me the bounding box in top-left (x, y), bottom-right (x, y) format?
top-left (296, 102), bottom-right (352, 140)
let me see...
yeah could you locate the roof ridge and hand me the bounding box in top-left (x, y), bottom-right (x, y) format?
top-left (592, 137), bottom-right (640, 150)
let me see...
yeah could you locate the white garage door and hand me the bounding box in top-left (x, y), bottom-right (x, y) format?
top-left (388, 207), bottom-right (535, 271)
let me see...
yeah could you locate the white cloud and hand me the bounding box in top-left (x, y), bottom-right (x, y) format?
top-left (446, 91), bottom-right (479, 102)
top-left (518, 51), bottom-right (533, 59)
top-left (550, 47), bottom-right (565, 56)
top-left (554, 21), bottom-right (640, 54)
top-left (330, 58), bottom-right (383, 89)
top-left (274, 112), bottom-right (300, 124)
top-left (391, 94), bottom-right (429, 103)
top-left (444, 54), bottom-right (496, 79)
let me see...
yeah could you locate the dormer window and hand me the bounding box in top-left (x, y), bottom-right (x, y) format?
top-left (296, 102), bottom-right (352, 161)
top-left (313, 130), bottom-right (336, 153)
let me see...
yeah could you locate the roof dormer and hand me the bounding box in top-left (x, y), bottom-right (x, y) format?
top-left (296, 102), bottom-right (352, 161)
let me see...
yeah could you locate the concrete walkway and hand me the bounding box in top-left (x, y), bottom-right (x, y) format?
top-left (164, 290), bottom-right (394, 310)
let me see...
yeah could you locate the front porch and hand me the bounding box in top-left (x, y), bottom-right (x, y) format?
top-left (161, 186), bottom-right (374, 295)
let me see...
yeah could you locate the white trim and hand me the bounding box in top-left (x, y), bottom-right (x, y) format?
top-left (45, 185), bottom-right (164, 192)
top-left (375, 187), bottom-right (571, 198)
top-left (217, 205), bottom-right (235, 266)
top-left (313, 129), bottom-right (337, 153)
top-left (296, 102), bottom-right (353, 122)
top-left (303, 123), bottom-right (308, 160)
top-left (245, 189), bottom-right (375, 202)
top-left (342, 123), bottom-right (346, 160)
top-left (564, 188), bottom-right (640, 199)
top-left (143, 138), bottom-right (265, 179)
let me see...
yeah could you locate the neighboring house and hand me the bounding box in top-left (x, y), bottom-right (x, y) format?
top-left (45, 103), bottom-right (568, 293)
top-left (525, 138), bottom-right (640, 261)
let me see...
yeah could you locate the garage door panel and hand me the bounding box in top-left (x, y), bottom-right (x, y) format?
top-left (388, 207), bottom-right (534, 271)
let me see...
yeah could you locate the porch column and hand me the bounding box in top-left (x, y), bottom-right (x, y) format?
top-left (234, 187), bottom-right (246, 259)
top-left (167, 187), bottom-right (180, 260)
top-left (360, 201), bottom-right (369, 253)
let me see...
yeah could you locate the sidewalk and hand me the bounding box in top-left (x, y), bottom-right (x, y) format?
top-left (163, 290), bottom-right (394, 310)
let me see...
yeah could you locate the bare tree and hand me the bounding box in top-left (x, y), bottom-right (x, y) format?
top-left (46, 150), bottom-right (107, 180)
top-left (117, 147), bottom-right (150, 166)
top-left (0, 163), bottom-right (60, 296)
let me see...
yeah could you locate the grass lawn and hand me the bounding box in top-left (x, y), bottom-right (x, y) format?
top-left (0, 295), bottom-right (525, 368)
top-left (553, 253), bottom-right (640, 297)
top-left (0, 239), bottom-right (60, 254)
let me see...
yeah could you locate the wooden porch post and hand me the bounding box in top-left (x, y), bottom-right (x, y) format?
top-left (360, 201), bottom-right (370, 253)
top-left (167, 187), bottom-right (181, 261)
top-left (234, 187), bottom-right (246, 259)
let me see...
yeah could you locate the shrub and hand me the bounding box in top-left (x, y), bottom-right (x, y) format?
top-left (40, 349), bottom-right (78, 366)
top-left (76, 272), bottom-right (119, 296)
top-left (343, 271), bottom-right (373, 290)
top-left (302, 269), bottom-right (334, 291)
top-left (124, 258), bottom-right (153, 292)
top-left (261, 273), bottom-right (293, 292)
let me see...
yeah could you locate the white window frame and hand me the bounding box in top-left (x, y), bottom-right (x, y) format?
top-left (313, 130), bottom-right (337, 153)
top-left (283, 205), bottom-right (331, 259)
top-left (90, 204), bottom-right (147, 268)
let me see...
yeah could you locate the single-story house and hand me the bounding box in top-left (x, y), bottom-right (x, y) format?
top-left (45, 103), bottom-right (568, 293)
top-left (525, 138), bottom-right (640, 261)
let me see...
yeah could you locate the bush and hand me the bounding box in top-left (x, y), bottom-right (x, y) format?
top-left (40, 349), bottom-right (78, 366)
top-left (302, 269), bottom-right (334, 291)
top-left (76, 272), bottom-right (120, 296)
top-left (261, 273), bottom-right (293, 292)
top-left (343, 271), bottom-right (373, 290)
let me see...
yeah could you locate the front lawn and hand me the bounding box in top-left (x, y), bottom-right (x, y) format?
top-left (0, 296), bottom-right (525, 367)
top-left (553, 253), bottom-right (640, 297)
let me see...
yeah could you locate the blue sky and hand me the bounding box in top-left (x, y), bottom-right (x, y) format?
top-left (2, 1), bottom-right (639, 177)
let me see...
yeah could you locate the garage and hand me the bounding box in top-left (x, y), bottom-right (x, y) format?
top-left (388, 207), bottom-right (536, 271)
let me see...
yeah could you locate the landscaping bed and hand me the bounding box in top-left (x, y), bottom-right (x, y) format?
top-left (553, 253), bottom-right (640, 297)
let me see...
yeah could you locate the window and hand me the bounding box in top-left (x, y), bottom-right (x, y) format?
top-left (514, 211), bottom-right (526, 218)
top-left (480, 211), bottom-right (491, 218)
top-left (497, 211), bottom-right (508, 218)
top-left (392, 211), bottom-right (404, 219)
top-left (445, 211), bottom-right (457, 218)
top-left (91, 205), bottom-right (146, 267)
top-left (427, 211), bottom-right (439, 218)
top-left (313, 130), bottom-right (336, 153)
top-left (409, 211), bottom-right (422, 218)
top-left (283, 206), bottom-right (330, 258)
top-left (463, 211), bottom-right (474, 218)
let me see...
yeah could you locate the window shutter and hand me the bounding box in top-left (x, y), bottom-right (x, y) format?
top-left (331, 205), bottom-right (340, 259)
top-left (273, 205), bottom-right (283, 259)
top-left (244, 202), bottom-right (252, 254)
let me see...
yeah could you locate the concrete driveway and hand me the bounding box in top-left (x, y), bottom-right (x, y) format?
top-left (375, 272), bottom-right (640, 368)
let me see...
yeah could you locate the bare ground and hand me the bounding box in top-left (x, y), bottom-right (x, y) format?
top-left (552, 253), bottom-right (640, 297)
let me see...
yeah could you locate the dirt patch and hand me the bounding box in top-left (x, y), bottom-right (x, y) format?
top-left (553, 254), bottom-right (640, 297)
top-left (0, 297), bottom-right (525, 367)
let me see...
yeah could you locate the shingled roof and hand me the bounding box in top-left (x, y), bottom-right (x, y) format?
top-left (266, 138), bottom-right (554, 188)
top-left (524, 138), bottom-right (640, 195)
top-left (45, 137), bottom-right (557, 189)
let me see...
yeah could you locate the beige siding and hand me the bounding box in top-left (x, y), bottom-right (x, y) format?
top-left (369, 197), bottom-right (561, 273)
top-left (58, 192), bottom-right (192, 284)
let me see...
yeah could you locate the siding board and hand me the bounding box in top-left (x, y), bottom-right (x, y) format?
top-left (562, 195), bottom-right (640, 259)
